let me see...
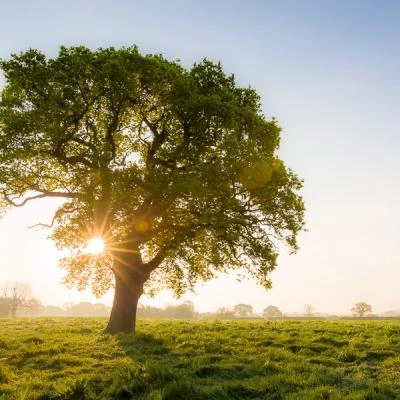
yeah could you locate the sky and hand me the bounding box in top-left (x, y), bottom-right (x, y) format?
top-left (0, 0), bottom-right (399, 315)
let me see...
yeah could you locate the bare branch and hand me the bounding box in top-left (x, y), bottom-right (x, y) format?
top-left (2, 190), bottom-right (80, 208)
top-left (27, 208), bottom-right (61, 229)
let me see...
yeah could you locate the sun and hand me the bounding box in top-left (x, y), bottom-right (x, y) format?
top-left (85, 237), bottom-right (105, 255)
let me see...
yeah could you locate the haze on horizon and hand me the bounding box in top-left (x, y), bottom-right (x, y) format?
top-left (0, 0), bottom-right (399, 316)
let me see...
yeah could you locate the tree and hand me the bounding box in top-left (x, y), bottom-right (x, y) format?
top-left (1, 282), bottom-right (33, 317)
top-left (213, 307), bottom-right (235, 319)
top-left (66, 301), bottom-right (108, 317)
top-left (0, 46), bottom-right (305, 333)
top-left (304, 304), bottom-right (314, 317)
top-left (263, 305), bottom-right (282, 319)
top-left (0, 297), bottom-right (9, 317)
top-left (164, 301), bottom-right (196, 319)
top-left (137, 304), bottom-right (164, 318)
top-left (351, 302), bottom-right (372, 317)
top-left (233, 303), bottom-right (254, 318)
top-left (43, 305), bottom-right (66, 317)
top-left (19, 298), bottom-right (43, 316)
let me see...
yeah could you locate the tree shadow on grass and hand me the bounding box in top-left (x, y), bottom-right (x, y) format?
top-left (102, 332), bottom-right (200, 400)
top-left (115, 331), bottom-right (171, 362)
top-left (33, 332), bottom-right (175, 400)
top-left (111, 332), bottom-right (282, 400)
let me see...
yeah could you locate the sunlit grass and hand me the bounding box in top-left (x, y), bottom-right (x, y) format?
top-left (0, 319), bottom-right (399, 399)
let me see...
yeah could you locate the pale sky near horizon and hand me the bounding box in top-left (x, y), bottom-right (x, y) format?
top-left (0, 0), bottom-right (399, 315)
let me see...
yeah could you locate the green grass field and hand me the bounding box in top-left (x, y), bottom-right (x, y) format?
top-left (0, 318), bottom-right (399, 399)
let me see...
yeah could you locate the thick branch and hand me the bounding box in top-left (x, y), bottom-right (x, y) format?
top-left (3, 190), bottom-right (80, 207)
top-left (141, 113), bottom-right (160, 137)
top-left (143, 248), bottom-right (167, 273)
top-left (105, 103), bottom-right (124, 162)
top-left (71, 136), bottom-right (97, 152)
top-left (55, 152), bottom-right (95, 169)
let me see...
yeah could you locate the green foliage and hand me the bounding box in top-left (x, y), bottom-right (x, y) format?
top-left (263, 305), bottom-right (283, 319)
top-left (0, 46), bottom-right (305, 298)
top-left (0, 318), bottom-right (399, 399)
top-left (232, 303), bottom-right (253, 318)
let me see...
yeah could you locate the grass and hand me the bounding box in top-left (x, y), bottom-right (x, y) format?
top-left (0, 318), bottom-right (399, 399)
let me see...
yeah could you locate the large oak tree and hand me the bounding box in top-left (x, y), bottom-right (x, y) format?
top-left (0, 46), bottom-right (305, 333)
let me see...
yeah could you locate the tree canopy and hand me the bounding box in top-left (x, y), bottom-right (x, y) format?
top-left (263, 305), bottom-right (283, 318)
top-left (233, 303), bottom-right (254, 318)
top-left (0, 46), bottom-right (305, 332)
top-left (351, 302), bottom-right (372, 317)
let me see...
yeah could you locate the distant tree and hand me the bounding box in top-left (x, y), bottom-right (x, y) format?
top-left (351, 302), bottom-right (372, 317)
top-left (93, 303), bottom-right (109, 316)
top-left (1, 282), bottom-right (33, 317)
top-left (233, 303), bottom-right (253, 318)
top-left (304, 304), bottom-right (314, 317)
top-left (214, 307), bottom-right (235, 320)
top-left (136, 301), bottom-right (196, 319)
top-left (0, 46), bottom-right (305, 334)
top-left (137, 304), bottom-right (163, 318)
top-left (165, 301), bottom-right (196, 319)
top-left (44, 305), bottom-right (67, 317)
top-left (66, 302), bottom-right (108, 317)
top-left (181, 300), bottom-right (196, 318)
top-left (0, 297), bottom-right (9, 317)
top-left (263, 305), bottom-right (283, 319)
top-left (19, 298), bottom-right (43, 316)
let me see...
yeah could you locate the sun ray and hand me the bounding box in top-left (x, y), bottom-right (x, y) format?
top-left (85, 237), bottom-right (105, 255)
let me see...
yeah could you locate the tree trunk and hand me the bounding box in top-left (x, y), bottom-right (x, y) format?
top-left (105, 269), bottom-right (145, 334)
top-left (10, 301), bottom-right (17, 318)
top-left (104, 242), bottom-right (162, 335)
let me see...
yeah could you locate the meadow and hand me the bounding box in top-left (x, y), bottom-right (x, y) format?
top-left (0, 318), bottom-right (399, 399)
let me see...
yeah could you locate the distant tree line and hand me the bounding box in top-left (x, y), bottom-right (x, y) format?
top-left (137, 301), bottom-right (196, 319)
top-left (0, 282), bottom-right (394, 320)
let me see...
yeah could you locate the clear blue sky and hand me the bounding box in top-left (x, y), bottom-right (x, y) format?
top-left (1, 0), bottom-right (399, 314)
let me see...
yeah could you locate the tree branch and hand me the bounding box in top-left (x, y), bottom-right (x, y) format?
top-left (71, 136), bottom-right (97, 152)
top-left (43, 149), bottom-right (96, 169)
top-left (28, 213), bottom-right (58, 229)
top-left (2, 190), bottom-right (80, 207)
top-left (105, 103), bottom-right (122, 162)
top-left (143, 248), bottom-right (167, 273)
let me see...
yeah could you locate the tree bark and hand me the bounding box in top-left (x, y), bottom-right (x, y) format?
top-left (105, 274), bottom-right (143, 334)
top-left (104, 249), bottom-right (150, 334)
top-left (104, 242), bottom-right (163, 334)
top-left (105, 267), bottom-right (146, 334)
